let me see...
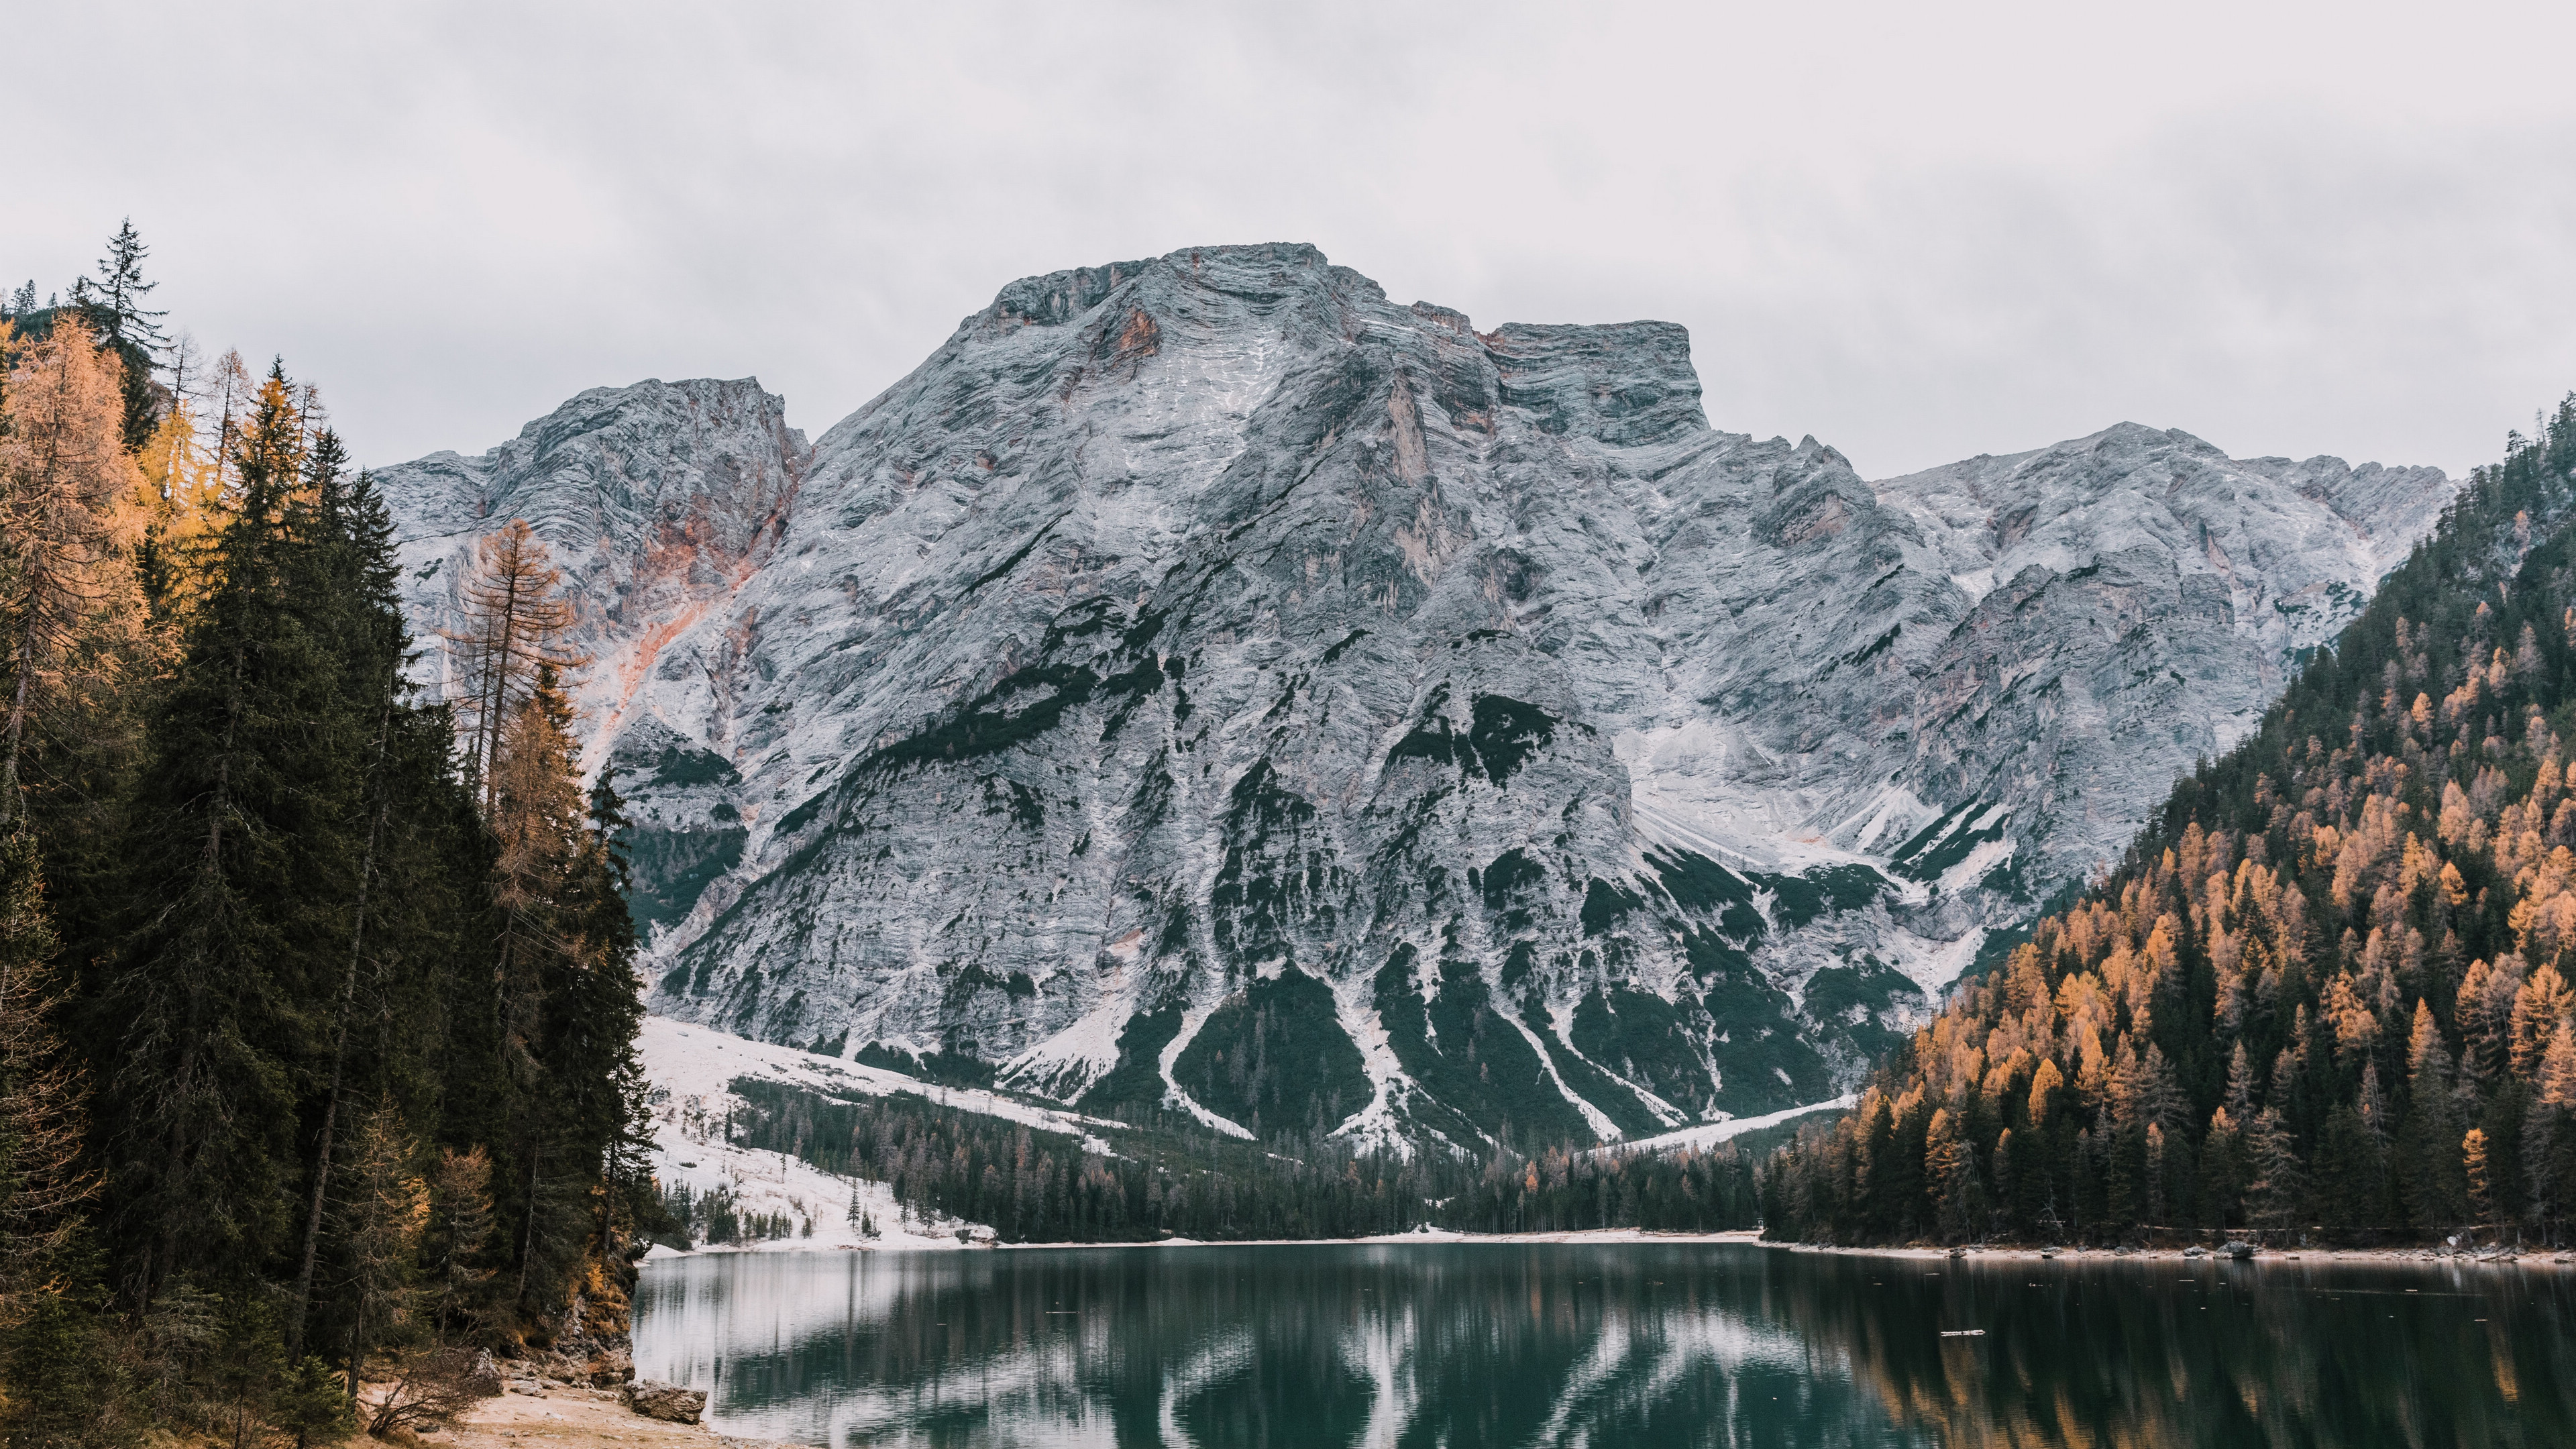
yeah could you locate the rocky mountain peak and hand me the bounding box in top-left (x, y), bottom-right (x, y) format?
top-left (379, 245), bottom-right (2454, 1155)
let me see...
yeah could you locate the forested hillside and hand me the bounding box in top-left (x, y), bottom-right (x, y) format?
top-left (1, 228), bottom-right (653, 1442)
top-left (1763, 399), bottom-right (2576, 1245)
top-left (703, 1074), bottom-right (1767, 1245)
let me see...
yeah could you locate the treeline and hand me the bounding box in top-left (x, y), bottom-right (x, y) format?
top-left (655, 1183), bottom-right (806, 1247)
top-left (729, 1081), bottom-right (1438, 1241)
top-left (1764, 397), bottom-right (2576, 1246)
top-left (1, 225), bottom-right (655, 1444)
top-left (720, 1077), bottom-right (1764, 1242)
top-left (1440, 1137), bottom-right (1764, 1236)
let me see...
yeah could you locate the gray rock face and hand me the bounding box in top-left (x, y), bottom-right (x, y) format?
top-left (378, 244), bottom-right (2451, 1152)
top-left (380, 377), bottom-right (806, 934)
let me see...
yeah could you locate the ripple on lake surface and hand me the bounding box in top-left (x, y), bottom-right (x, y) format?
top-left (632, 1243), bottom-right (2576, 1447)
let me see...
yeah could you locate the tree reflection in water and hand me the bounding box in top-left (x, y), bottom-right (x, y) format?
top-left (633, 1244), bottom-right (2575, 1448)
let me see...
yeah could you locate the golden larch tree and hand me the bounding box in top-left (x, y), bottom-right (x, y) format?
top-left (444, 519), bottom-right (586, 810)
top-left (0, 315), bottom-right (148, 828)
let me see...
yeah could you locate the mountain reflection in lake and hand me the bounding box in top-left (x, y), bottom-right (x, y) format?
top-left (632, 1242), bottom-right (2575, 1448)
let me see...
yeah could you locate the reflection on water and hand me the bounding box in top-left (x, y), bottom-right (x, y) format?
top-left (633, 1243), bottom-right (2576, 1448)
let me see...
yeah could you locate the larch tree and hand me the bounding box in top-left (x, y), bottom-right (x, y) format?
top-left (437, 520), bottom-right (647, 1320)
top-left (334, 1102), bottom-right (428, 1389)
top-left (0, 314), bottom-right (148, 831)
top-left (423, 1146), bottom-right (498, 1338)
top-left (134, 334), bottom-right (227, 623)
top-left (482, 665), bottom-right (631, 1309)
top-left (445, 520), bottom-right (584, 812)
top-left (2400, 1000), bottom-right (2468, 1227)
top-left (201, 347), bottom-right (253, 505)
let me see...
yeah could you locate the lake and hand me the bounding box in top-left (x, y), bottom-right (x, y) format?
top-left (631, 1240), bottom-right (2576, 1447)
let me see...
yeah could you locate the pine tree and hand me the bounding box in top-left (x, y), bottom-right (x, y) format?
top-left (0, 833), bottom-right (94, 1324)
top-left (66, 221), bottom-right (170, 451)
top-left (74, 220), bottom-right (167, 357)
top-left (89, 363), bottom-right (364, 1305)
top-left (283, 437), bottom-right (423, 1364)
top-left (268, 1355), bottom-right (355, 1449)
top-left (2243, 1107), bottom-right (2308, 1230)
top-left (2400, 1000), bottom-right (2469, 1228)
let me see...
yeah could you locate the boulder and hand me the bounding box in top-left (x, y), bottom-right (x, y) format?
top-left (584, 1348), bottom-right (635, 1388)
top-left (622, 1381), bottom-right (706, 1424)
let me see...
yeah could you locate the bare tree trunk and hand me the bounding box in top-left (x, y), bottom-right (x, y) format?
top-left (1, 648), bottom-right (31, 830)
top-left (516, 1145), bottom-right (543, 1307)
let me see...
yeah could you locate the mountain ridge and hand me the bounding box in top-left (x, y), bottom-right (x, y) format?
top-left (378, 242), bottom-right (2453, 1155)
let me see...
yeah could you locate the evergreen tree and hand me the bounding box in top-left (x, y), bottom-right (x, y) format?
top-left (73, 220), bottom-right (168, 358)
top-left (64, 221), bottom-right (170, 451)
top-left (89, 363), bottom-right (364, 1305)
top-left (2400, 1000), bottom-right (2469, 1227)
top-left (0, 833), bottom-right (93, 1324)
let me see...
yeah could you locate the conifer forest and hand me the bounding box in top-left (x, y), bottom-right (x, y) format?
top-left (0, 226), bottom-right (655, 1444)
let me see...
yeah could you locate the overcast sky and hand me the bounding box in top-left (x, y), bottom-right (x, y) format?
top-left (13, 1), bottom-right (2576, 480)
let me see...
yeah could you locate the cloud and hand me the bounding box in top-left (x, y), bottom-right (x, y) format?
top-left (11, 1), bottom-right (2575, 476)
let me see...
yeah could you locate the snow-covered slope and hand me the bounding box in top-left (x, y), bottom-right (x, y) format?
top-left (639, 1015), bottom-right (1126, 1249)
top-left (379, 244), bottom-right (2453, 1155)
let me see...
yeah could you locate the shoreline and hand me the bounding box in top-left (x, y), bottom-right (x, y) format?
top-left (643, 1226), bottom-right (2574, 1270)
top-left (1762, 1238), bottom-right (2576, 1270)
top-left (649, 1227), bottom-right (1770, 1256)
top-left (446, 1385), bottom-right (797, 1449)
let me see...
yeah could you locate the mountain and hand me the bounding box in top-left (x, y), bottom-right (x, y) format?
top-left (1761, 398), bottom-right (2576, 1246)
top-left (377, 242), bottom-right (2452, 1155)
